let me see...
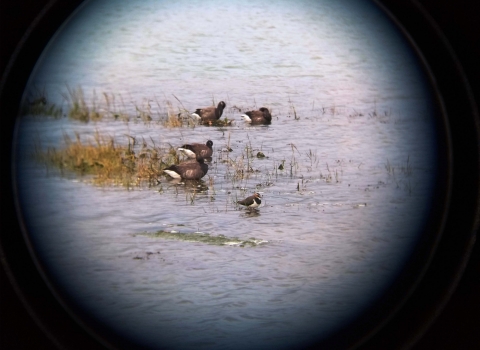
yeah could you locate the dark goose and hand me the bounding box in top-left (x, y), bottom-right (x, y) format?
top-left (191, 101), bottom-right (226, 122)
top-left (241, 107), bottom-right (272, 125)
top-left (178, 140), bottom-right (213, 159)
top-left (164, 157), bottom-right (208, 180)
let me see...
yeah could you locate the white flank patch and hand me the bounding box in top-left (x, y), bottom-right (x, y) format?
top-left (178, 148), bottom-right (196, 158)
top-left (249, 200), bottom-right (259, 208)
top-left (240, 114), bottom-right (252, 123)
top-left (191, 113), bottom-right (201, 120)
top-left (164, 169), bottom-right (181, 179)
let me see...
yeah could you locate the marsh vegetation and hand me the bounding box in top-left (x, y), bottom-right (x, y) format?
top-left (34, 131), bottom-right (181, 187)
top-left (29, 88), bottom-right (418, 227)
top-left (138, 230), bottom-right (268, 247)
top-left (24, 87), bottom-right (240, 127)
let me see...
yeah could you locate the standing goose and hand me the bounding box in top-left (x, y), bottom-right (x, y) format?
top-left (163, 156), bottom-right (208, 180)
top-left (191, 101), bottom-right (226, 122)
top-left (178, 140), bottom-right (213, 159)
top-left (237, 193), bottom-right (262, 208)
top-left (241, 107), bottom-right (272, 125)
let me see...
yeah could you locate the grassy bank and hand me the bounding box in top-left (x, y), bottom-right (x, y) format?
top-left (34, 132), bottom-right (180, 186)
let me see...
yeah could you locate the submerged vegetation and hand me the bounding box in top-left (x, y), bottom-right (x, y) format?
top-left (139, 230), bottom-right (268, 247)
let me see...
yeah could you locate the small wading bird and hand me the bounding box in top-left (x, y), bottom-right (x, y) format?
top-left (191, 101), bottom-right (226, 123)
top-left (163, 154), bottom-right (208, 180)
top-left (178, 140), bottom-right (213, 159)
top-left (240, 107), bottom-right (272, 125)
top-left (237, 193), bottom-right (262, 208)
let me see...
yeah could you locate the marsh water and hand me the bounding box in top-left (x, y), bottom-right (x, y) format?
top-left (15, 0), bottom-right (440, 349)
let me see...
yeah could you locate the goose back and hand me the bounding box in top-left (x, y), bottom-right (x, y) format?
top-left (241, 107), bottom-right (272, 125)
top-left (192, 101), bottom-right (226, 122)
top-left (178, 140), bottom-right (213, 158)
top-left (164, 158), bottom-right (208, 180)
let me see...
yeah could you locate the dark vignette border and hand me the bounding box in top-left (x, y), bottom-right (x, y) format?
top-left (1, 1), bottom-right (130, 349)
top-left (1, 1), bottom-right (479, 349)
top-left (328, 0), bottom-right (480, 349)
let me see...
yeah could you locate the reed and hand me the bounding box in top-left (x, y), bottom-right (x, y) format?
top-left (384, 156), bottom-right (414, 193)
top-left (135, 99), bottom-right (153, 123)
top-left (157, 97), bottom-right (197, 128)
top-left (368, 100), bottom-right (391, 123)
top-left (399, 155), bottom-right (412, 176)
top-left (288, 143), bottom-right (300, 177)
top-left (103, 92), bottom-right (130, 122)
top-left (385, 159), bottom-right (394, 176)
top-left (318, 162), bottom-right (342, 183)
top-left (320, 104), bottom-right (339, 116)
top-left (385, 156), bottom-right (412, 177)
top-left (320, 162), bottom-right (333, 183)
top-left (404, 179), bottom-right (413, 195)
top-left (163, 100), bottom-right (183, 127)
top-left (287, 97), bottom-right (300, 120)
top-left (306, 149), bottom-right (318, 171)
top-left (62, 86), bottom-right (104, 122)
top-left (22, 88), bottom-right (63, 118)
top-left (231, 156), bottom-right (252, 181)
top-left (186, 190), bottom-right (197, 205)
top-left (208, 176), bottom-right (216, 197)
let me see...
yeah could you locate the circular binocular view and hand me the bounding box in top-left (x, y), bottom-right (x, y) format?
top-left (13, 0), bottom-right (447, 349)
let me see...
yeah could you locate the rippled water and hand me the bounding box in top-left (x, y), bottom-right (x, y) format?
top-left (15, 0), bottom-right (439, 349)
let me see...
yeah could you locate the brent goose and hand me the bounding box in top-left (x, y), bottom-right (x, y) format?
top-left (163, 156), bottom-right (208, 180)
top-left (237, 193), bottom-right (262, 208)
top-left (241, 107), bottom-right (272, 125)
top-left (178, 140), bottom-right (213, 159)
top-left (191, 101), bottom-right (226, 122)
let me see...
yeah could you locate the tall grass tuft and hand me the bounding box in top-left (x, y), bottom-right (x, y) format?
top-left (384, 156), bottom-right (414, 193)
top-left (103, 92), bottom-right (129, 122)
top-left (62, 86), bottom-right (104, 122)
top-left (22, 87), bottom-right (63, 118)
top-left (34, 132), bottom-right (180, 186)
top-left (158, 98), bottom-right (196, 128)
top-left (163, 100), bottom-right (183, 127)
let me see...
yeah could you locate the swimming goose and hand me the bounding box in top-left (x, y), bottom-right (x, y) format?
top-left (163, 156), bottom-right (208, 180)
top-left (191, 101), bottom-right (226, 122)
top-left (178, 140), bottom-right (213, 159)
top-left (241, 107), bottom-right (272, 125)
top-left (237, 193), bottom-right (262, 208)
